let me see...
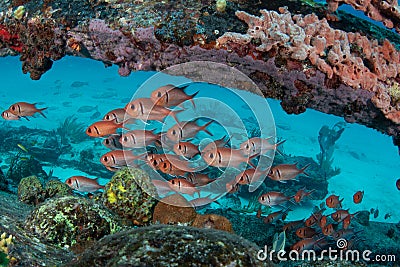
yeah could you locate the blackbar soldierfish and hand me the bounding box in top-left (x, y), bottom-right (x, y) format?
top-left (201, 147), bottom-right (256, 168)
top-left (8, 102), bottom-right (47, 118)
top-left (120, 129), bottom-right (160, 148)
top-left (173, 141), bottom-right (200, 159)
top-left (124, 98), bottom-right (182, 123)
top-left (166, 119), bottom-right (213, 143)
top-left (103, 108), bottom-right (134, 123)
top-left (258, 191), bottom-right (292, 207)
top-left (268, 163), bottom-right (310, 182)
top-left (65, 176), bottom-right (104, 193)
top-left (100, 150), bottom-right (144, 171)
top-left (352, 190), bottom-right (364, 204)
top-left (325, 194), bottom-right (343, 209)
top-left (240, 137), bottom-right (286, 157)
top-left (150, 84), bottom-right (198, 107)
top-left (86, 119), bottom-right (127, 137)
top-left (168, 178), bottom-right (200, 197)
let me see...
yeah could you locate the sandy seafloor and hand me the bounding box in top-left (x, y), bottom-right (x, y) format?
top-left (0, 55), bottom-right (399, 225)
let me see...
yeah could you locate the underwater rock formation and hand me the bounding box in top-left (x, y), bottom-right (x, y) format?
top-left (0, 0), bottom-right (399, 148)
top-left (24, 196), bottom-right (122, 248)
top-left (101, 167), bottom-right (158, 226)
top-left (69, 225), bottom-right (269, 267)
top-left (17, 175), bottom-right (45, 205)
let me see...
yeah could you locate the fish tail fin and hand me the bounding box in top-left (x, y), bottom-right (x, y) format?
top-left (301, 163), bottom-right (311, 176)
top-left (38, 107), bottom-right (48, 118)
top-left (201, 120), bottom-right (214, 136)
top-left (275, 139), bottom-right (286, 155)
top-left (189, 90), bottom-right (199, 108)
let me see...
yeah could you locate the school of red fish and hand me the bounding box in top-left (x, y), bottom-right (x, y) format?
top-left (1, 84), bottom-right (388, 254)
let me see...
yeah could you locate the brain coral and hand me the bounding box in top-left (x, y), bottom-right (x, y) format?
top-left (101, 167), bottom-right (158, 226)
top-left (24, 196), bottom-right (122, 248)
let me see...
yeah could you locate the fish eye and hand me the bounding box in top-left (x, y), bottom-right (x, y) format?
top-left (245, 144), bottom-right (249, 149)
top-left (130, 104), bottom-right (135, 109)
top-left (157, 92), bottom-right (162, 97)
top-left (66, 179), bottom-right (71, 184)
top-left (163, 162), bottom-right (167, 168)
top-left (123, 136), bottom-right (128, 142)
top-left (209, 153), bottom-right (213, 159)
top-left (178, 144), bottom-right (181, 149)
top-left (261, 196), bottom-right (265, 201)
top-left (87, 128), bottom-right (92, 133)
top-left (105, 139), bottom-right (110, 144)
top-left (172, 130), bottom-right (176, 135)
top-left (152, 160), bottom-right (157, 166)
top-left (11, 106), bottom-right (15, 110)
top-left (171, 180), bottom-right (175, 185)
top-left (103, 156), bottom-right (108, 162)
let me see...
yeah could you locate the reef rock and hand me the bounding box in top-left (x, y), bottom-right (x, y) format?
top-left (24, 196), bottom-right (122, 248)
top-left (69, 225), bottom-right (272, 267)
top-left (152, 194), bottom-right (197, 225)
top-left (102, 167), bottom-right (158, 226)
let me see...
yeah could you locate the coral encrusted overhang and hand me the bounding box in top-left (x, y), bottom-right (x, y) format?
top-left (0, 0), bottom-right (400, 149)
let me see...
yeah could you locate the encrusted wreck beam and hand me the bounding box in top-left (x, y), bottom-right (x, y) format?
top-left (0, 0), bottom-right (399, 148)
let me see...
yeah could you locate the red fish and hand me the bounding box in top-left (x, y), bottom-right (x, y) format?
top-left (103, 108), bottom-right (135, 124)
top-left (240, 137), bottom-right (286, 157)
top-left (326, 194), bottom-right (343, 209)
top-left (234, 168), bottom-right (269, 185)
top-left (145, 153), bottom-right (192, 172)
top-left (166, 119), bottom-right (213, 143)
top-left (258, 191), bottom-right (292, 207)
top-left (186, 173), bottom-right (214, 186)
top-left (158, 160), bottom-right (195, 177)
top-left (124, 98), bottom-right (182, 123)
top-left (201, 147), bottom-right (256, 169)
top-left (291, 237), bottom-right (324, 253)
top-left (263, 208), bottom-right (290, 224)
top-left (353, 190), bottom-right (364, 204)
top-left (200, 135), bottom-right (230, 154)
top-left (65, 176), bottom-right (104, 193)
top-left (168, 178), bottom-right (200, 196)
top-left (268, 163), bottom-right (310, 182)
top-left (322, 223), bottom-right (335, 236)
top-left (8, 102), bottom-right (47, 118)
top-left (102, 134), bottom-right (123, 150)
top-left (319, 215), bottom-right (327, 228)
top-left (293, 188), bottom-right (315, 203)
top-left (331, 209), bottom-right (350, 222)
top-left (342, 215), bottom-right (351, 229)
top-left (1, 110), bottom-right (23, 120)
top-left (296, 227), bottom-right (317, 239)
top-left (305, 209), bottom-right (325, 227)
top-left (150, 84), bottom-right (198, 107)
top-left (282, 220), bottom-right (304, 232)
top-left (173, 141), bottom-right (200, 159)
top-left (120, 129), bottom-right (160, 148)
top-left (86, 119), bottom-right (126, 137)
top-left (100, 150), bottom-right (143, 171)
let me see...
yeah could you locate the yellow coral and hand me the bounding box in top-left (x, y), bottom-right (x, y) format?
top-left (107, 190), bottom-right (117, 204)
top-left (13, 5), bottom-right (25, 20)
top-left (0, 232), bottom-right (14, 260)
top-left (117, 183), bottom-right (127, 193)
top-left (388, 81), bottom-right (400, 103)
top-left (216, 0), bottom-right (226, 12)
